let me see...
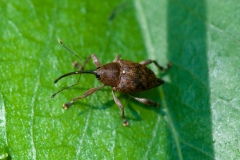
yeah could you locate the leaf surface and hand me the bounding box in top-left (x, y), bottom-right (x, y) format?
top-left (0, 0), bottom-right (239, 159)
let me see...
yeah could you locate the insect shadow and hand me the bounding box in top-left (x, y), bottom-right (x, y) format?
top-left (62, 84), bottom-right (167, 124)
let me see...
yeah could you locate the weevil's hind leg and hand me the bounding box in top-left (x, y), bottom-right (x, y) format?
top-left (63, 85), bottom-right (104, 109)
top-left (112, 90), bottom-right (128, 126)
top-left (128, 94), bottom-right (160, 108)
top-left (113, 54), bottom-right (121, 62)
top-left (73, 54), bottom-right (101, 70)
top-left (140, 60), bottom-right (171, 71)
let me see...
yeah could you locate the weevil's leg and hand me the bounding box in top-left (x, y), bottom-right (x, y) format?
top-left (73, 61), bottom-right (82, 70)
top-left (128, 94), bottom-right (159, 108)
top-left (73, 54), bottom-right (92, 70)
top-left (63, 85), bottom-right (104, 109)
top-left (90, 54), bottom-right (101, 68)
top-left (140, 60), bottom-right (171, 71)
top-left (113, 55), bottom-right (121, 62)
top-left (112, 90), bottom-right (128, 126)
top-left (73, 54), bottom-right (101, 70)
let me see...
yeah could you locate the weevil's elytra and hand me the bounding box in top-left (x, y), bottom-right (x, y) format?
top-left (112, 60), bottom-right (164, 93)
top-left (52, 40), bottom-right (171, 126)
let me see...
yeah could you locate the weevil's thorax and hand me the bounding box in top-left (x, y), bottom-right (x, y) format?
top-left (94, 62), bottom-right (121, 87)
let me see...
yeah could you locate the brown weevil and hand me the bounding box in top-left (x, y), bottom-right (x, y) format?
top-left (52, 39), bottom-right (171, 126)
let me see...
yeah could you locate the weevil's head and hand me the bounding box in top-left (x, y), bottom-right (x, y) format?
top-left (94, 62), bottom-right (120, 87)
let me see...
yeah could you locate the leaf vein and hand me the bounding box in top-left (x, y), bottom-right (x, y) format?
top-left (134, 0), bottom-right (183, 159)
top-left (0, 93), bottom-right (8, 146)
top-left (181, 139), bottom-right (214, 159)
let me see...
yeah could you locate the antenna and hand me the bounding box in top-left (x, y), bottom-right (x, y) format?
top-left (51, 39), bottom-right (85, 98)
top-left (58, 39), bottom-right (82, 62)
top-left (51, 70), bottom-right (95, 98)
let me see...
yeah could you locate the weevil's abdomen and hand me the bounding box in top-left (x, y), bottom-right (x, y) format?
top-left (113, 60), bottom-right (163, 93)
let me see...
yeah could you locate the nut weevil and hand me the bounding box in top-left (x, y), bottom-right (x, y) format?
top-left (52, 40), bottom-right (171, 126)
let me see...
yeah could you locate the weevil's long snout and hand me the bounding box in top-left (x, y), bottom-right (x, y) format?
top-left (54, 70), bottom-right (95, 83)
top-left (51, 70), bottom-right (96, 98)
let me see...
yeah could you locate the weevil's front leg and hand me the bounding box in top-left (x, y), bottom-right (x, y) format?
top-left (113, 55), bottom-right (121, 62)
top-left (73, 54), bottom-right (101, 70)
top-left (112, 90), bottom-right (128, 126)
top-left (63, 85), bottom-right (104, 109)
top-left (128, 94), bottom-right (159, 108)
top-left (140, 60), bottom-right (171, 71)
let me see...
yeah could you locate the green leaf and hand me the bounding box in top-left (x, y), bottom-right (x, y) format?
top-left (0, 0), bottom-right (239, 159)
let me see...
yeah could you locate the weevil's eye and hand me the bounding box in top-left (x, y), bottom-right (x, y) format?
top-left (95, 73), bottom-right (101, 79)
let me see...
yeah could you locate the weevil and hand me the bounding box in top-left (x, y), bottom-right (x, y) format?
top-left (52, 40), bottom-right (171, 126)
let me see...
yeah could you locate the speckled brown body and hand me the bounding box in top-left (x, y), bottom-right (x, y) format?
top-left (111, 60), bottom-right (163, 93)
top-left (94, 60), bottom-right (163, 93)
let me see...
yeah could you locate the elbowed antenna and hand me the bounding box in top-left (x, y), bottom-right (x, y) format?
top-left (51, 70), bottom-right (95, 98)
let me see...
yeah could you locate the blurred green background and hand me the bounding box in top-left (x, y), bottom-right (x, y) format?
top-left (0, 0), bottom-right (239, 159)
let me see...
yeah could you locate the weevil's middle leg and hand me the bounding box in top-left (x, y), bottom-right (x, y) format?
top-left (112, 90), bottom-right (128, 126)
top-left (73, 54), bottom-right (101, 70)
top-left (63, 85), bottom-right (104, 109)
top-left (140, 60), bottom-right (171, 71)
top-left (128, 94), bottom-right (159, 108)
